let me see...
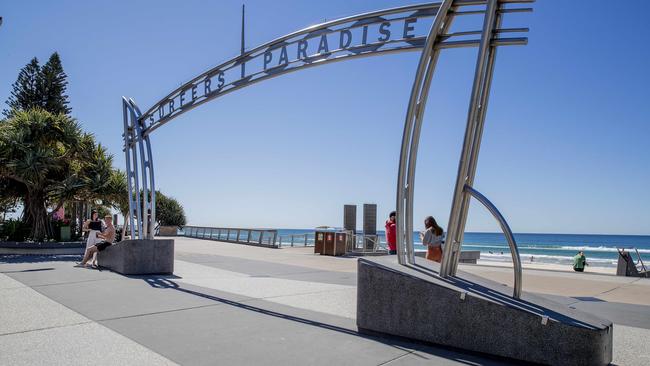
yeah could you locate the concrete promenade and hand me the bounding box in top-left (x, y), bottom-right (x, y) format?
top-left (1, 236), bottom-right (649, 365)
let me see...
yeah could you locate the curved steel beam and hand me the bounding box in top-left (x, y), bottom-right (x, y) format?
top-left (440, 0), bottom-right (499, 277)
top-left (122, 97), bottom-right (143, 239)
top-left (129, 99), bottom-right (156, 239)
top-left (396, 0), bottom-right (455, 265)
top-left (464, 185), bottom-right (521, 298)
top-left (447, 1), bottom-right (505, 275)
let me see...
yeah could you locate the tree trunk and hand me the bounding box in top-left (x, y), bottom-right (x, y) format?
top-left (22, 190), bottom-right (53, 241)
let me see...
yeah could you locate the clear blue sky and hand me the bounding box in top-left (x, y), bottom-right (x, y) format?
top-left (1, 1), bottom-right (649, 235)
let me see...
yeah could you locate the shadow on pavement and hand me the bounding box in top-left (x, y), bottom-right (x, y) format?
top-left (0, 254), bottom-right (82, 264)
top-left (1, 267), bottom-right (55, 273)
top-left (142, 277), bottom-right (516, 366)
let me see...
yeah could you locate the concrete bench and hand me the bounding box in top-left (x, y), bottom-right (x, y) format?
top-left (97, 239), bottom-right (174, 275)
top-left (357, 257), bottom-right (612, 366)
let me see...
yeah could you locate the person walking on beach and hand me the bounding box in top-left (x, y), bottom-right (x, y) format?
top-left (385, 211), bottom-right (397, 255)
top-left (573, 251), bottom-right (588, 272)
top-left (420, 216), bottom-right (444, 262)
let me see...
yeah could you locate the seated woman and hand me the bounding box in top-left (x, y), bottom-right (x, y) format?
top-left (82, 210), bottom-right (102, 266)
top-left (420, 216), bottom-right (445, 262)
top-left (76, 216), bottom-right (115, 268)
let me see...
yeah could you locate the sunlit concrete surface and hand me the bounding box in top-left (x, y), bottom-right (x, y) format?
top-left (0, 236), bottom-right (648, 365)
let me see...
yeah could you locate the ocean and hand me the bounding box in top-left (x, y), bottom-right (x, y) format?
top-left (275, 229), bottom-right (650, 268)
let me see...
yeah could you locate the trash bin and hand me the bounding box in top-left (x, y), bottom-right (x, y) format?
top-left (322, 231), bottom-right (336, 256)
top-left (314, 231), bottom-right (325, 254)
top-left (333, 232), bottom-right (347, 256)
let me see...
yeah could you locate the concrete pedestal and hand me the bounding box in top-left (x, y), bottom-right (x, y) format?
top-left (98, 239), bottom-right (174, 275)
top-left (357, 257), bottom-right (613, 366)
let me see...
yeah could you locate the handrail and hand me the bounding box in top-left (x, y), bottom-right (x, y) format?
top-left (182, 225), bottom-right (278, 248)
top-left (463, 185), bottom-right (522, 298)
top-left (348, 234), bottom-right (387, 254)
top-left (277, 233), bottom-right (313, 247)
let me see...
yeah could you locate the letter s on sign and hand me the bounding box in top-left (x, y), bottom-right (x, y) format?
top-left (378, 22), bottom-right (391, 42)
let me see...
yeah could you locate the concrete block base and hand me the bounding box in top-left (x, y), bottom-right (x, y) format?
top-left (357, 257), bottom-right (612, 366)
top-left (98, 239), bottom-right (174, 275)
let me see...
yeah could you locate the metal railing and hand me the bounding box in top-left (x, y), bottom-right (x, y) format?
top-left (182, 226), bottom-right (278, 248)
top-left (276, 233), bottom-right (313, 247)
top-left (348, 234), bottom-right (387, 254)
top-left (464, 185), bottom-right (522, 298)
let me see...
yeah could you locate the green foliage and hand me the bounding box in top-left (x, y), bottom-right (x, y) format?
top-left (40, 53), bottom-right (71, 116)
top-left (0, 109), bottom-right (113, 240)
top-left (3, 53), bottom-right (71, 118)
top-left (3, 58), bottom-right (41, 118)
top-left (156, 191), bottom-right (187, 227)
top-left (0, 219), bottom-right (31, 242)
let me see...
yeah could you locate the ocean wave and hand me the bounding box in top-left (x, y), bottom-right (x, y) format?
top-left (462, 243), bottom-right (650, 254)
top-left (557, 246), bottom-right (650, 253)
top-left (480, 253), bottom-right (617, 267)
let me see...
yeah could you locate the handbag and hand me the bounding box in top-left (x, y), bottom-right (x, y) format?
top-left (426, 244), bottom-right (442, 262)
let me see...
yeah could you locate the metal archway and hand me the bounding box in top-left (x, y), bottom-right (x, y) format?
top-left (123, 0), bottom-right (532, 297)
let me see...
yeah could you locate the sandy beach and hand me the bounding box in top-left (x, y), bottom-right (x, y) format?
top-left (474, 259), bottom-right (616, 275)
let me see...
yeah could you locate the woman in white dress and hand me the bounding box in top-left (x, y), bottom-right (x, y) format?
top-left (82, 210), bottom-right (102, 266)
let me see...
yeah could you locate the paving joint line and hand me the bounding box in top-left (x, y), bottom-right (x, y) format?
top-left (0, 320), bottom-right (93, 337)
top-left (29, 277), bottom-right (124, 289)
top-left (376, 350), bottom-right (415, 365)
top-left (96, 303), bottom-right (225, 323)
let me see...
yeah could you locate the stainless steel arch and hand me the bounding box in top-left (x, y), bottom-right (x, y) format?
top-left (122, 0), bottom-right (533, 296)
top-left (393, 0), bottom-right (532, 299)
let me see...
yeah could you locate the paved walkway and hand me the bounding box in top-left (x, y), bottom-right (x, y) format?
top-left (1, 237), bottom-right (649, 365)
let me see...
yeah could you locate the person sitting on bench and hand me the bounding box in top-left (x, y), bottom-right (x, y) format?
top-left (76, 216), bottom-right (115, 268)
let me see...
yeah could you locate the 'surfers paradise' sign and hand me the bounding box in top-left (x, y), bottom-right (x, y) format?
top-left (141, 8), bottom-right (441, 133)
top-left (122, 0), bottom-right (532, 292)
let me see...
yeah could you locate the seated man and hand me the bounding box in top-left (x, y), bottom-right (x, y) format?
top-left (76, 215), bottom-right (115, 268)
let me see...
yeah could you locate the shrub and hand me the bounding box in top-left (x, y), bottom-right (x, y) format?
top-left (0, 219), bottom-right (31, 242)
top-left (156, 192), bottom-right (187, 227)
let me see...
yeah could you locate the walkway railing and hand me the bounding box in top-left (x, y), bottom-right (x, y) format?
top-left (276, 233), bottom-right (313, 247)
top-left (182, 226), bottom-right (278, 248)
top-left (348, 234), bottom-right (387, 254)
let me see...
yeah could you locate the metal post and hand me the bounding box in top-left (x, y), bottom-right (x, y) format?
top-left (129, 100), bottom-right (156, 240)
top-left (133, 108), bottom-right (149, 240)
top-left (240, 4), bottom-right (246, 80)
top-left (123, 99), bottom-right (143, 239)
top-left (441, 0), bottom-right (499, 277)
top-left (122, 99), bottom-right (137, 239)
top-left (236, 229), bottom-right (241, 242)
top-left (448, 2), bottom-right (504, 275)
top-left (397, 0), bottom-right (453, 265)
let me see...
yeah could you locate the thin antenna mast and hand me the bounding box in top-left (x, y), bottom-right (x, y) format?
top-left (240, 4), bottom-right (245, 79)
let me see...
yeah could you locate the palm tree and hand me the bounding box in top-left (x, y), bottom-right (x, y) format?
top-left (0, 109), bottom-right (114, 241)
top-left (105, 169), bottom-right (130, 239)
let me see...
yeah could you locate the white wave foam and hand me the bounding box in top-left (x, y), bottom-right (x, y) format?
top-left (558, 245), bottom-right (650, 253)
top-left (480, 253), bottom-right (617, 267)
top-left (462, 243), bottom-right (650, 254)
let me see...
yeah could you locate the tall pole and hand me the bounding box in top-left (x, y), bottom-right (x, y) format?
top-left (240, 4), bottom-right (245, 80)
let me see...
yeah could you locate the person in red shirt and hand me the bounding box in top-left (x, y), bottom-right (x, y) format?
top-left (385, 211), bottom-right (397, 255)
